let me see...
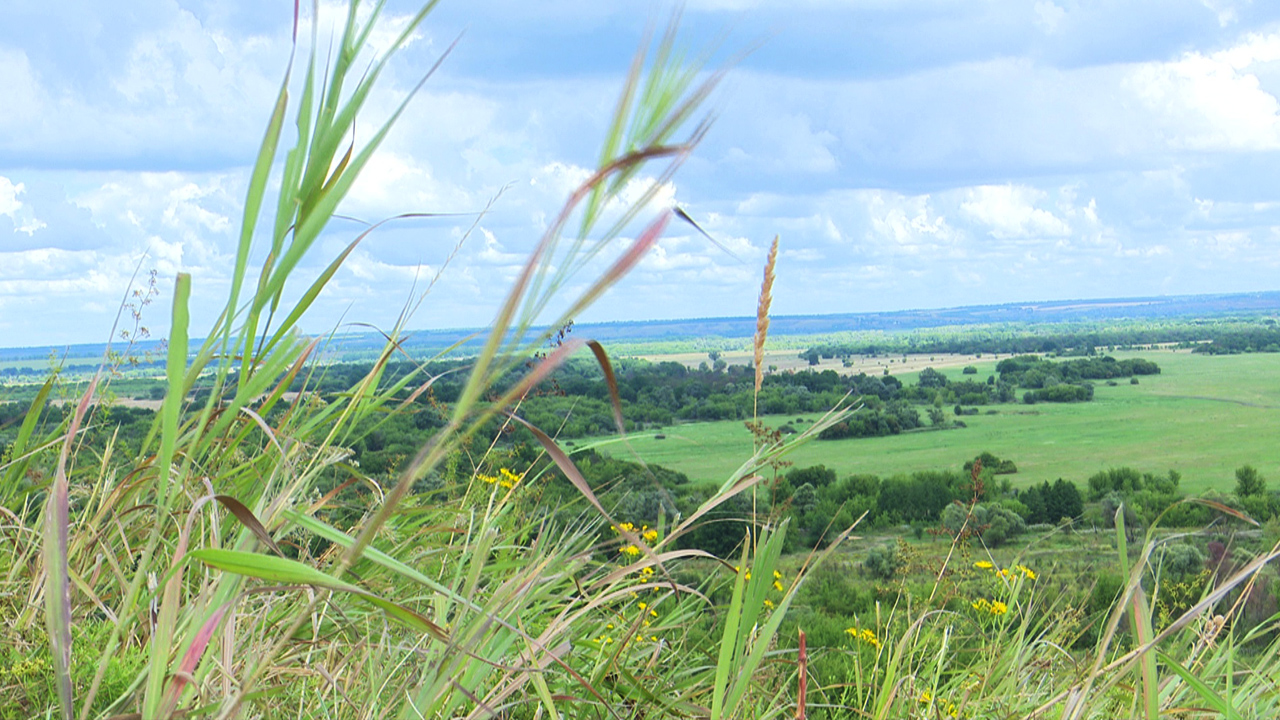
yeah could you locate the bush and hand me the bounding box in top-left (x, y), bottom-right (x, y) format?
top-left (864, 543), bottom-right (903, 579)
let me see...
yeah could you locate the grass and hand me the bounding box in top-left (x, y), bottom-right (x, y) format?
top-left (10, 3), bottom-right (1280, 719)
top-left (584, 350), bottom-right (1280, 493)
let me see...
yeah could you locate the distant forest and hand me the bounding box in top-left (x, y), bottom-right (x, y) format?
top-left (248, 351), bottom-right (1161, 476)
top-left (799, 320), bottom-right (1280, 359)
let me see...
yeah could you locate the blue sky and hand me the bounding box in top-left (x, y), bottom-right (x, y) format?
top-left (3, 0), bottom-right (1280, 346)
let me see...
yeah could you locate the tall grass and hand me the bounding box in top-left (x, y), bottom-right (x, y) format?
top-left (6, 2), bottom-right (834, 719)
top-left (7, 2), bottom-right (1280, 719)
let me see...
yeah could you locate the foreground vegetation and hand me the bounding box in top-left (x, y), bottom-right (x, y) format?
top-left (5, 3), bottom-right (1280, 719)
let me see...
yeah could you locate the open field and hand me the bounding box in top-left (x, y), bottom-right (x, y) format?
top-left (579, 349), bottom-right (1280, 494)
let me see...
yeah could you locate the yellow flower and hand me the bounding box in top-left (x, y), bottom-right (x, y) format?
top-left (1015, 564), bottom-right (1037, 580)
top-left (478, 473), bottom-right (498, 485)
top-left (972, 597), bottom-right (1007, 615)
top-left (773, 580), bottom-right (784, 592)
top-left (919, 691), bottom-right (933, 705)
top-left (974, 560), bottom-right (994, 570)
top-left (845, 627), bottom-right (880, 649)
top-left (642, 527), bottom-right (659, 542)
top-left (640, 566), bottom-right (655, 577)
top-left (620, 545), bottom-right (641, 557)
top-left (496, 468), bottom-right (522, 488)
top-left (773, 570), bottom-right (783, 580)
top-left (763, 599), bottom-right (775, 609)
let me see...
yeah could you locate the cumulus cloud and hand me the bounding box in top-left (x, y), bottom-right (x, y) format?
top-left (960, 185), bottom-right (1072, 240)
top-left (4, 0), bottom-right (1280, 343)
top-left (0, 176), bottom-right (44, 235)
top-left (1127, 33), bottom-right (1280, 151)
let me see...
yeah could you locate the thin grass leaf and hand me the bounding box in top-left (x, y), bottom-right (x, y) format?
top-left (44, 374), bottom-right (99, 720)
top-left (187, 548), bottom-right (447, 640)
top-left (1158, 651), bottom-right (1244, 720)
top-left (159, 602), bottom-right (234, 718)
top-left (2, 375), bottom-right (55, 502)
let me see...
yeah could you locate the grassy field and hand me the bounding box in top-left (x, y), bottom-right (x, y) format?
top-left (580, 349), bottom-right (1280, 494)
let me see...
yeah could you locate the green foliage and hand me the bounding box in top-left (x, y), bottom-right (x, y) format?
top-left (939, 502), bottom-right (1026, 546)
top-left (0, 621), bottom-right (145, 720)
top-left (1018, 478), bottom-right (1084, 524)
top-left (1236, 464), bottom-right (1267, 497)
top-left (864, 543), bottom-right (903, 580)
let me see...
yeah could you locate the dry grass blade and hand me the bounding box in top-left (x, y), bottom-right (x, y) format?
top-left (586, 339), bottom-right (627, 435)
top-left (44, 373), bottom-right (100, 720)
top-left (214, 495), bottom-right (285, 557)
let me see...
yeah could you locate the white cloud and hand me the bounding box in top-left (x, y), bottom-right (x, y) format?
top-left (0, 176), bottom-right (47, 235)
top-left (961, 185), bottom-right (1072, 239)
top-left (5, 0), bottom-right (1280, 342)
top-left (864, 191), bottom-right (959, 253)
top-left (1127, 33), bottom-right (1280, 151)
top-left (1033, 1), bottom-right (1066, 34)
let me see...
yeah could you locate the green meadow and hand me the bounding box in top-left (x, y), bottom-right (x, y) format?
top-left (582, 349), bottom-right (1280, 493)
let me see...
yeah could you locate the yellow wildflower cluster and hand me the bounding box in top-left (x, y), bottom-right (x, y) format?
top-left (971, 598), bottom-right (1008, 615)
top-left (845, 626), bottom-right (881, 649)
top-left (611, 521), bottom-right (661, 558)
top-left (973, 560), bottom-right (1036, 581)
top-left (918, 690), bottom-right (959, 717)
top-left (612, 522), bottom-right (659, 543)
top-left (593, 598), bottom-right (663, 648)
top-left (478, 467), bottom-right (523, 489)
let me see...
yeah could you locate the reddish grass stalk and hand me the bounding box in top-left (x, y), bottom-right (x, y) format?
top-left (797, 628), bottom-right (808, 720)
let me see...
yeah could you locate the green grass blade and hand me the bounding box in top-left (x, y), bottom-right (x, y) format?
top-left (188, 548), bottom-right (448, 640)
top-left (3, 375), bottom-right (56, 504)
top-left (1158, 651), bottom-right (1243, 720)
top-left (227, 74), bottom-right (289, 348)
top-left (710, 536), bottom-right (751, 720)
top-left (142, 273), bottom-right (191, 720)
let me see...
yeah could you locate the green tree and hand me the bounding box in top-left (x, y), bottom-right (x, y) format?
top-left (1236, 464), bottom-right (1267, 498)
top-left (918, 367), bottom-right (947, 388)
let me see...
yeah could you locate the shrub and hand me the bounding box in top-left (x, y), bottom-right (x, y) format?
top-left (864, 544), bottom-right (903, 579)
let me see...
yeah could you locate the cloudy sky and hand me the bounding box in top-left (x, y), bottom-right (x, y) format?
top-left (3, 0), bottom-right (1280, 346)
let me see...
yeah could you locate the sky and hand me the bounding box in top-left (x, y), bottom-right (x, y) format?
top-left (3, 0), bottom-right (1280, 346)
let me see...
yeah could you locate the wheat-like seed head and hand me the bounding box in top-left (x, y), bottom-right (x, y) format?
top-left (753, 235), bottom-right (778, 397)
